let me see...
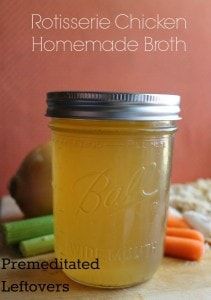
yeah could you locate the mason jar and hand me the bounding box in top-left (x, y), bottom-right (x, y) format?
top-left (46, 92), bottom-right (181, 288)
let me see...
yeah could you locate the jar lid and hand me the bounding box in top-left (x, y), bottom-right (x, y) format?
top-left (46, 91), bottom-right (181, 121)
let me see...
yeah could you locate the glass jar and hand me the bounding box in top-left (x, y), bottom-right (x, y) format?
top-left (46, 92), bottom-right (181, 288)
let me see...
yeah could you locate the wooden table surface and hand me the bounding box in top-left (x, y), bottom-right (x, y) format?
top-left (1, 234), bottom-right (211, 300)
top-left (1, 197), bottom-right (211, 299)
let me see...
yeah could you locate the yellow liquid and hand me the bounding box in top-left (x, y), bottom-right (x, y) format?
top-left (50, 119), bottom-right (175, 288)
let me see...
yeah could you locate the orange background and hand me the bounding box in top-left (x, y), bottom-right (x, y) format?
top-left (1, 0), bottom-right (211, 195)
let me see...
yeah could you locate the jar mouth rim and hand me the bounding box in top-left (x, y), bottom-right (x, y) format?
top-left (46, 91), bottom-right (181, 121)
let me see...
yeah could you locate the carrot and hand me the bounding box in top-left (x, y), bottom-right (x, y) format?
top-left (166, 227), bottom-right (204, 242)
top-left (164, 236), bottom-right (205, 261)
top-left (167, 215), bottom-right (190, 229)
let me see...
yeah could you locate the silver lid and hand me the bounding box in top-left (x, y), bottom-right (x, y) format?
top-left (46, 91), bottom-right (181, 121)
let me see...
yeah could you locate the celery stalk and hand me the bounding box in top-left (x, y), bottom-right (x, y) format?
top-left (19, 234), bottom-right (54, 257)
top-left (1, 215), bottom-right (53, 245)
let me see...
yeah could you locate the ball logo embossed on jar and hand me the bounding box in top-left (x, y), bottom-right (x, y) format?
top-left (72, 162), bottom-right (159, 215)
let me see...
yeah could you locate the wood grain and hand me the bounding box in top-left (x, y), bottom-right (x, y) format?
top-left (1, 236), bottom-right (211, 300)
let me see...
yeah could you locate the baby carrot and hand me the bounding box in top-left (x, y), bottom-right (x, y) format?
top-left (166, 227), bottom-right (204, 242)
top-left (167, 216), bottom-right (190, 229)
top-left (165, 236), bottom-right (205, 261)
